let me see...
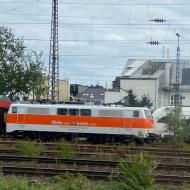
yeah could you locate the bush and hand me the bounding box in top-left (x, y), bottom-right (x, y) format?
top-left (118, 152), bottom-right (158, 190)
top-left (0, 176), bottom-right (49, 190)
top-left (17, 141), bottom-right (43, 157)
top-left (52, 173), bottom-right (86, 190)
top-left (58, 140), bottom-right (75, 158)
top-left (93, 183), bottom-right (120, 190)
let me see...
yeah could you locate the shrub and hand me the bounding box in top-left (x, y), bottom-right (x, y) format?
top-left (0, 176), bottom-right (49, 190)
top-left (52, 173), bottom-right (86, 190)
top-left (58, 140), bottom-right (75, 158)
top-left (17, 141), bottom-right (43, 157)
top-left (118, 152), bottom-right (158, 190)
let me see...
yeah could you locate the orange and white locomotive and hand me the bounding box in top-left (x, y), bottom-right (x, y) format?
top-left (6, 104), bottom-right (154, 141)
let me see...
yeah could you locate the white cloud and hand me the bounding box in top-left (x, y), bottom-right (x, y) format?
top-left (0, 0), bottom-right (190, 86)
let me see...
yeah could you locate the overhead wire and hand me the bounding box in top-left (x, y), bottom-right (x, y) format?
top-left (0, 0), bottom-right (189, 84)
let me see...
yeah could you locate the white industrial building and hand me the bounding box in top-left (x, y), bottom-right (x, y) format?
top-left (105, 59), bottom-right (190, 110)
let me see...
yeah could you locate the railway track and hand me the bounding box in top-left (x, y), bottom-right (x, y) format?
top-left (0, 165), bottom-right (190, 185)
top-left (0, 155), bottom-right (189, 183)
top-left (0, 140), bottom-right (189, 184)
top-left (0, 140), bottom-right (190, 157)
top-left (0, 154), bottom-right (189, 171)
top-left (0, 149), bottom-right (189, 165)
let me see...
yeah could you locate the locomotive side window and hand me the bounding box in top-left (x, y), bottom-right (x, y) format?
top-left (99, 110), bottom-right (123, 117)
top-left (133, 111), bottom-right (139, 118)
top-left (57, 108), bottom-right (68, 115)
top-left (12, 107), bottom-right (17, 113)
top-left (125, 110), bottom-right (133, 117)
top-left (80, 109), bottom-right (91, 116)
top-left (27, 108), bottom-right (49, 115)
top-left (69, 109), bottom-right (79, 116)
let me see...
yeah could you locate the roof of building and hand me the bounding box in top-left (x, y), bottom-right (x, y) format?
top-left (76, 85), bottom-right (105, 102)
top-left (121, 59), bottom-right (148, 77)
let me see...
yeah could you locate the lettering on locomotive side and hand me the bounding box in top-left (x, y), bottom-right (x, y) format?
top-left (51, 120), bottom-right (96, 127)
top-left (52, 120), bottom-right (63, 125)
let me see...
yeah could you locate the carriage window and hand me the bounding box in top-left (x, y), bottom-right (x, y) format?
top-left (133, 111), bottom-right (139, 118)
top-left (69, 109), bottom-right (79, 116)
top-left (80, 109), bottom-right (91, 116)
top-left (12, 107), bottom-right (17, 113)
top-left (57, 108), bottom-right (68, 115)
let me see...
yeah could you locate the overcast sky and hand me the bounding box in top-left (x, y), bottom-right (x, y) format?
top-left (0, 0), bottom-right (190, 87)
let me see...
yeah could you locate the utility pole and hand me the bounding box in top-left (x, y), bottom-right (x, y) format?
top-left (175, 33), bottom-right (180, 107)
top-left (48, 0), bottom-right (59, 102)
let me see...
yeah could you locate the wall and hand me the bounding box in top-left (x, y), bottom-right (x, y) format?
top-left (59, 80), bottom-right (70, 102)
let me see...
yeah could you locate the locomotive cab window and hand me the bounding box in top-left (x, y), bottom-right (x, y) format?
top-left (80, 109), bottom-right (91, 116)
top-left (12, 107), bottom-right (17, 113)
top-left (145, 110), bottom-right (152, 118)
top-left (133, 111), bottom-right (139, 118)
top-left (57, 108), bottom-right (68, 115)
top-left (69, 109), bottom-right (79, 116)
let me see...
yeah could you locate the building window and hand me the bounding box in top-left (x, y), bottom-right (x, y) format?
top-left (171, 94), bottom-right (183, 105)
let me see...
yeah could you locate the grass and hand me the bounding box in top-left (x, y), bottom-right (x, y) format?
top-left (0, 175), bottom-right (189, 190)
top-left (57, 140), bottom-right (75, 158)
top-left (17, 140), bottom-right (44, 157)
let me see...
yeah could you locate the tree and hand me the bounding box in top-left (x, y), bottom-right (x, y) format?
top-left (0, 26), bottom-right (46, 100)
top-left (25, 51), bottom-right (47, 100)
top-left (124, 89), bottom-right (139, 107)
top-left (122, 90), bottom-right (152, 107)
top-left (165, 107), bottom-right (190, 147)
top-left (165, 107), bottom-right (185, 137)
top-left (139, 94), bottom-right (153, 108)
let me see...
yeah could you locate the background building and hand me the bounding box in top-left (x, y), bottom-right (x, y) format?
top-left (105, 59), bottom-right (190, 109)
top-left (76, 85), bottom-right (105, 105)
top-left (70, 84), bottom-right (88, 98)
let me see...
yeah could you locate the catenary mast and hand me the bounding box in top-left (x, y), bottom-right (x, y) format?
top-left (48, 0), bottom-right (59, 101)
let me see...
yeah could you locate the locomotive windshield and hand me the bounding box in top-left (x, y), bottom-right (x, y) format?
top-left (145, 110), bottom-right (152, 118)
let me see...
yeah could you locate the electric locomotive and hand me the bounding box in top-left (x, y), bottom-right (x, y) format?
top-left (6, 103), bottom-right (154, 142)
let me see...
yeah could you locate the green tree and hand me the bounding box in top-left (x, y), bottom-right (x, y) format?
top-left (124, 89), bottom-right (139, 107)
top-left (164, 107), bottom-right (190, 148)
top-left (25, 51), bottom-right (47, 100)
top-left (0, 26), bottom-right (46, 100)
top-left (165, 107), bottom-right (185, 137)
top-left (139, 94), bottom-right (153, 107)
top-left (123, 90), bottom-right (152, 107)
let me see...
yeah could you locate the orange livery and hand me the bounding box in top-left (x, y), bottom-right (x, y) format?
top-left (7, 104), bottom-right (154, 141)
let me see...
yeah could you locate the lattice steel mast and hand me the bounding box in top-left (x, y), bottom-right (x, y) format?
top-left (48, 0), bottom-right (59, 101)
top-left (175, 33), bottom-right (180, 107)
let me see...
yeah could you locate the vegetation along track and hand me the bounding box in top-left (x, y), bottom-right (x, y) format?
top-left (0, 140), bottom-right (190, 184)
top-left (0, 140), bottom-right (190, 156)
top-left (0, 155), bottom-right (189, 184)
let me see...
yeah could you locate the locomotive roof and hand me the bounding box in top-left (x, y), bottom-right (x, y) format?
top-left (10, 103), bottom-right (149, 110)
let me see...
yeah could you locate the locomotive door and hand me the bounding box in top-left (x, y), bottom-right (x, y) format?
top-left (124, 110), bottom-right (133, 128)
top-left (17, 107), bottom-right (25, 124)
